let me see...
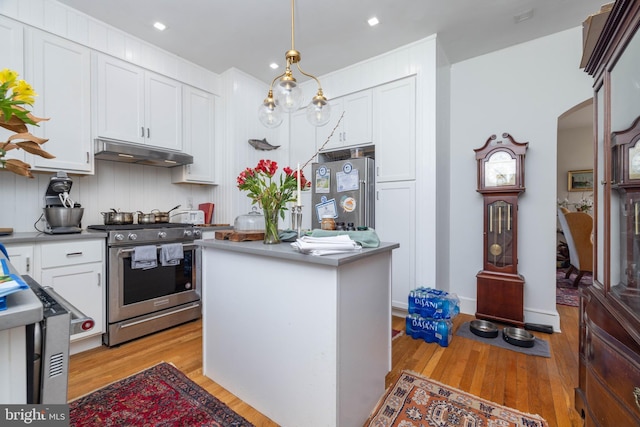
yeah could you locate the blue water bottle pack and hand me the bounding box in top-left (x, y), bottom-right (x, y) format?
top-left (405, 313), bottom-right (452, 347)
top-left (408, 287), bottom-right (460, 319)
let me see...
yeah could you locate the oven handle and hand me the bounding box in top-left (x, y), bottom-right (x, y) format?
top-left (41, 285), bottom-right (95, 335)
top-left (120, 303), bottom-right (200, 328)
top-left (118, 243), bottom-right (198, 255)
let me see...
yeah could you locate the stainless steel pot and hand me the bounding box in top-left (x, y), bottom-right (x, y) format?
top-left (137, 211), bottom-right (156, 224)
top-left (152, 204), bottom-right (180, 223)
top-left (101, 209), bottom-right (134, 225)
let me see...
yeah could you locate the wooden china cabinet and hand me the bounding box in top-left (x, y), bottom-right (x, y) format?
top-left (577, 0), bottom-right (640, 425)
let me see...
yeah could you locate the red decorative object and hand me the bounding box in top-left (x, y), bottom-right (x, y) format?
top-left (69, 362), bottom-right (253, 427)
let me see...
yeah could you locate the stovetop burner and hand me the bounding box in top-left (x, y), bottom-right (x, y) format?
top-left (87, 223), bottom-right (193, 231)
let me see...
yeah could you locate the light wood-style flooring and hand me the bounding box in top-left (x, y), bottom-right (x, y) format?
top-left (68, 304), bottom-right (581, 426)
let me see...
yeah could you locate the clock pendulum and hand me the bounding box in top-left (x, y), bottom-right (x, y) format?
top-left (474, 133), bottom-right (528, 327)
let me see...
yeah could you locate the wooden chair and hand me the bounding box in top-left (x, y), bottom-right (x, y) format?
top-left (557, 208), bottom-right (593, 286)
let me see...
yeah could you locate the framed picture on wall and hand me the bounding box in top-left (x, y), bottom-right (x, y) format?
top-left (568, 169), bottom-right (594, 192)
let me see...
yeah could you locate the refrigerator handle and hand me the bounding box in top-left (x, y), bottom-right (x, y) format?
top-left (360, 180), bottom-right (368, 227)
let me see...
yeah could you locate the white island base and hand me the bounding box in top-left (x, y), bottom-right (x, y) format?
top-left (200, 239), bottom-right (398, 427)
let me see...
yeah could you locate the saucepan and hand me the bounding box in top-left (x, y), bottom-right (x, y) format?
top-left (152, 204), bottom-right (181, 223)
top-left (137, 211), bottom-right (156, 224)
top-left (101, 208), bottom-right (134, 225)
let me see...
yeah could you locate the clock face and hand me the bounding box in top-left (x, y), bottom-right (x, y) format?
top-left (484, 151), bottom-right (516, 187)
top-left (629, 145), bottom-right (640, 180)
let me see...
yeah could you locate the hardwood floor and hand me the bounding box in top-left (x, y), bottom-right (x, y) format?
top-left (68, 304), bottom-right (581, 426)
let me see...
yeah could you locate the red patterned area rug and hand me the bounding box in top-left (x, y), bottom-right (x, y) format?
top-left (365, 370), bottom-right (549, 427)
top-left (556, 269), bottom-right (591, 307)
top-left (69, 362), bottom-right (254, 427)
top-left (392, 328), bottom-right (404, 341)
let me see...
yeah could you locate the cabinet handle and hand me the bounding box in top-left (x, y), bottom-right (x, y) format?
top-left (634, 387), bottom-right (640, 411)
top-left (66, 252), bottom-right (83, 257)
top-left (141, 127), bottom-right (145, 137)
top-left (26, 257), bottom-right (30, 274)
top-left (147, 128), bottom-right (150, 138)
top-left (343, 131), bottom-right (346, 142)
top-left (86, 152), bottom-right (89, 164)
top-left (97, 272), bottom-right (101, 287)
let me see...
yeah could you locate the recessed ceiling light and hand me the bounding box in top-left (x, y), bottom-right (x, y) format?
top-left (368, 17), bottom-right (379, 27)
top-left (153, 22), bottom-right (167, 31)
top-left (270, 63), bottom-right (279, 70)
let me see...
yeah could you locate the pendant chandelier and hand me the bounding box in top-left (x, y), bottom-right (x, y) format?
top-left (258, 0), bottom-right (331, 129)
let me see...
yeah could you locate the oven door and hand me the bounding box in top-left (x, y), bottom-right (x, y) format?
top-left (108, 243), bottom-right (201, 323)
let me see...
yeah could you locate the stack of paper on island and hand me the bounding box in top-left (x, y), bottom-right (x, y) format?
top-left (291, 235), bottom-right (362, 256)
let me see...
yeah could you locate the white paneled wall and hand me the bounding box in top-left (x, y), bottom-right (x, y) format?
top-left (0, 163), bottom-right (214, 232)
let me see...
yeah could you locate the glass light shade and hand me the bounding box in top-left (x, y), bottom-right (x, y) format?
top-left (258, 101), bottom-right (283, 128)
top-left (274, 78), bottom-right (304, 112)
top-left (306, 96), bottom-right (332, 127)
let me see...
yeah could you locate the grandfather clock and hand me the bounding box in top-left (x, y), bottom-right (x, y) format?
top-left (474, 133), bottom-right (528, 327)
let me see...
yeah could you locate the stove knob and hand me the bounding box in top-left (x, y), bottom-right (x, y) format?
top-left (114, 233), bottom-right (124, 241)
top-left (184, 230), bottom-right (193, 237)
top-left (128, 233), bottom-right (138, 240)
top-left (158, 231), bottom-right (167, 238)
top-left (193, 229), bottom-right (201, 238)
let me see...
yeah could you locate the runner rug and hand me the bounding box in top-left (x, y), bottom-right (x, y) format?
top-left (365, 370), bottom-right (549, 427)
top-left (556, 268), bottom-right (591, 307)
top-left (69, 362), bottom-right (254, 427)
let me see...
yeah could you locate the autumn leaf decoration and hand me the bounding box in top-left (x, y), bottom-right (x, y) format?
top-left (0, 69), bottom-right (54, 178)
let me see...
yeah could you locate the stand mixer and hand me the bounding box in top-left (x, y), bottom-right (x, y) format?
top-left (43, 171), bottom-right (84, 234)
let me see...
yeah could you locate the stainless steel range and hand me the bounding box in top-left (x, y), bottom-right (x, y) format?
top-left (87, 223), bottom-right (202, 346)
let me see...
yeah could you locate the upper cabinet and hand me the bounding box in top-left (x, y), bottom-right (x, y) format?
top-left (94, 54), bottom-right (182, 151)
top-left (24, 29), bottom-right (92, 173)
top-left (172, 86), bottom-right (216, 184)
top-left (0, 16), bottom-right (25, 165)
top-left (317, 90), bottom-right (372, 151)
top-left (374, 77), bottom-right (416, 182)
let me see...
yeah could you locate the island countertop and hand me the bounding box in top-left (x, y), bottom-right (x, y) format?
top-left (197, 238), bottom-right (399, 267)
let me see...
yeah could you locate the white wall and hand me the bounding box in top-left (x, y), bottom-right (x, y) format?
top-left (449, 28), bottom-right (595, 330)
top-left (557, 124), bottom-right (594, 206)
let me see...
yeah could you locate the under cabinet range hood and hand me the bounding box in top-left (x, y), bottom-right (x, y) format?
top-left (94, 138), bottom-right (193, 167)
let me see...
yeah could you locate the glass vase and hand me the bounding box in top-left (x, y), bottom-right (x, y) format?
top-left (262, 207), bottom-right (281, 244)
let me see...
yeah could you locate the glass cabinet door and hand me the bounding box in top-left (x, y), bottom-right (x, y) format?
top-left (486, 200), bottom-right (514, 269)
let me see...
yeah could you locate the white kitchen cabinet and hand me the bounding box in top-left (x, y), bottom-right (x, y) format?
top-left (317, 90), bottom-right (372, 151)
top-left (172, 85), bottom-right (216, 184)
top-left (374, 77), bottom-right (416, 182)
top-left (25, 29), bottom-right (93, 173)
top-left (38, 240), bottom-right (105, 345)
top-left (0, 15), bottom-right (25, 164)
top-left (95, 54), bottom-right (182, 151)
top-left (375, 180), bottom-right (416, 310)
top-left (3, 244), bottom-right (33, 276)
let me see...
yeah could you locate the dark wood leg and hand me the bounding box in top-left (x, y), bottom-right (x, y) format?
top-left (573, 271), bottom-right (584, 287)
top-left (565, 265), bottom-right (575, 279)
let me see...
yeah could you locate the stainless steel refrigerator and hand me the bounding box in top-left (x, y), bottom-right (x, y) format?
top-left (311, 157), bottom-right (375, 229)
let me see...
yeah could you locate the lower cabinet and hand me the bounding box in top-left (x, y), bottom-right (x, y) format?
top-left (3, 244), bottom-right (34, 277)
top-left (37, 240), bottom-right (105, 348)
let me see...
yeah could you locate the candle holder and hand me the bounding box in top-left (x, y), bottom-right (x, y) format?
top-left (291, 205), bottom-right (303, 238)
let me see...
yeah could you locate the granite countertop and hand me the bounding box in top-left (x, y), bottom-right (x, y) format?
top-left (0, 230), bottom-right (108, 244)
top-left (198, 238), bottom-right (399, 267)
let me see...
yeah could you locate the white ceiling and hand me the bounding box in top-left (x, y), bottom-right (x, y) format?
top-left (56, 0), bottom-right (608, 85)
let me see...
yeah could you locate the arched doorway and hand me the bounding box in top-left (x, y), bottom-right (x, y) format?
top-left (555, 99), bottom-right (594, 302)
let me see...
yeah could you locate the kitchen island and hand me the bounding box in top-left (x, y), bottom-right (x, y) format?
top-left (198, 238), bottom-right (398, 427)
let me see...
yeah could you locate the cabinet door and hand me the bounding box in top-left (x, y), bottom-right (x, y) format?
top-left (25, 29), bottom-right (92, 173)
top-left (95, 54), bottom-right (145, 144)
top-left (41, 262), bottom-right (104, 341)
top-left (145, 72), bottom-right (182, 151)
top-left (0, 15), bottom-right (25, 163)
top-left (342, 90), bottom-right (372, 146)
top-left (4, 244), bottom-right (33, 276)
top-left (317, 97), bottom-right (344, 151)
top-left (374, 77), bottom-right (416, 182)
top-left (376, 181), bottom-right (416, 309)
top-left (172, 86), bottom-right (215, 183)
